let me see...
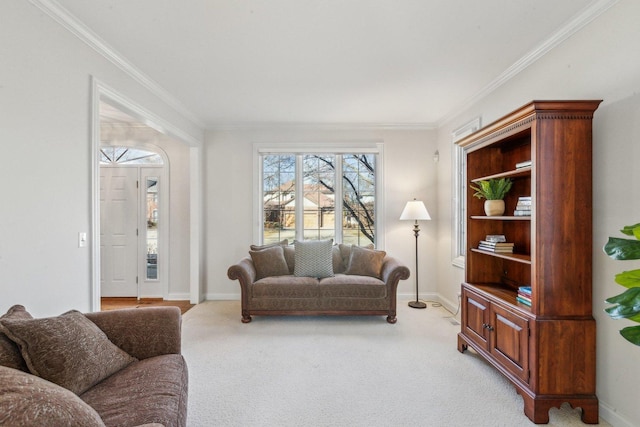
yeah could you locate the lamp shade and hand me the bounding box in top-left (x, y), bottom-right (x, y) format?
top-left (400, 199), bottom-right (431, 221)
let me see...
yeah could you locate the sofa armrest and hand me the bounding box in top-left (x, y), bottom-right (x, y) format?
top-left (227, 257), bottom-right (257, 289)
top-left (84, 307), bottom-right (182, 360)
top-left (381, 256), bottom-right (411, 287)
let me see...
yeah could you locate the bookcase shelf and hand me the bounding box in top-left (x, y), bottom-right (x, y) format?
top-left (470, 166), bottom-right (531, 182)
top-left (456, 100), bottom-right (601, 424)
top-left (470, 216), bottom-right (530, 221)
top-left (470, 248), bottom-right (531, 264)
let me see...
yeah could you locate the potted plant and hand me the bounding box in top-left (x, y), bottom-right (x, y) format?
top-left (603, 223), bottom-right (640, 346)
top-left (470, 178), bottom-right (513, 216)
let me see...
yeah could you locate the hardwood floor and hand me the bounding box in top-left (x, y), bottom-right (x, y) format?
top-left (100, 297), bottom-right (194, 315)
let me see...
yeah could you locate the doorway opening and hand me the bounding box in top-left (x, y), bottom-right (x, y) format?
top-left (100, 146), bottom-right (167, 299)
top-left (91, 78), bottom-right (203, 311)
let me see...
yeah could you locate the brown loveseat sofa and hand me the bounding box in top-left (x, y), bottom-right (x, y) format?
top-left (0, 305), bottom-right (188, 427)
top-left (228, 240), bottom-right (410, 324)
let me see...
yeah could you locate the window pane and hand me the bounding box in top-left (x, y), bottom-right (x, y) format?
top-left (343, 154), bottom-right (375, 245)
top-left (303, 155), bottom-right (335, 240)
top-left (146, 177), bottom-right (158, 280)
top-left (100, 146), bottom-right (163, 165)
top-left (263, 155), bottom-right (295, 243)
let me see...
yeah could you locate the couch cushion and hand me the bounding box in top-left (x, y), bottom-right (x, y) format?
top-left (345, 245), bottom-right (387, 278)
top-left (0, 365), bottom-right (106, 427)
top-left (283, 245), bottom-right (295, 274)
top-left (338, 243), bottom-right (375, 271)
top-left (294, 239), bottom-right (334, 278)
top-left (319, 274), bottom-right (387, 298)
top-left (253, 275), bottom-right (320, 298)
top-left (250, 239), bottom-right (288, 251)
top-left (80, 354), bottom-right (188, 427)
top-left (249, 245), bottom-right (290, 280)
top-left (0, 310), bottom-right (137, 395)
top-left (0, 305), bottom-right (32, 372)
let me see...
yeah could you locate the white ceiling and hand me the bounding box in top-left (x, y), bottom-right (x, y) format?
top-left (54, 0), bottom-right (603, 127)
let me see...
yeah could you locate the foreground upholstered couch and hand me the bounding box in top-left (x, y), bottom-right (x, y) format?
top-left (0, 305), bottom-right (188, 427)
top-left (228, 240), bottom-right (410, 324)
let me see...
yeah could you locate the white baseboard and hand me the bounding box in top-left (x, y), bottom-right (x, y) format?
top-left (165, 293), bottom-right (191, 301)
top-left (599, 400), bottom-right (634, 427)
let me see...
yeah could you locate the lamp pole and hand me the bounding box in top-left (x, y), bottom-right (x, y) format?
top-left (409, 220), bottom-right (427, 309)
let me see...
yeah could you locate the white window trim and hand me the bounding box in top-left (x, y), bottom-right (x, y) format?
top-left (451, 117), bottom-right (481, 269)
top-left (253, 142), bottom-right (385, 248)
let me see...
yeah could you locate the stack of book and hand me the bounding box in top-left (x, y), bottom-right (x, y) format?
top-left (514, 196), bottom-right (531, 216)
top-left (478, 240), bottom-right (514, 253)
top-left (517, 286), bottom-right (532, 306)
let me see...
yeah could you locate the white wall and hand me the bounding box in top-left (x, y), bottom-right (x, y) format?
top-left (204, 127), bottom-right (438, 301)
top-left (435, 1), bottom-right (640, 426)
top-left (0, 2), bottom-right (202, 316)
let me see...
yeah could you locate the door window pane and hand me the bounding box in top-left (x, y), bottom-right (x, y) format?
top-left (146, 177), bottom-right (158, 280)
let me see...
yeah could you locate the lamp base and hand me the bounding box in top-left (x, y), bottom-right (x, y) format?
top-left (408, 300), bottom-right (427, 309)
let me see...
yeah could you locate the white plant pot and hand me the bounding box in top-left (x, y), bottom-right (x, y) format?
top-left (484, 200), bottom-right (505, 216)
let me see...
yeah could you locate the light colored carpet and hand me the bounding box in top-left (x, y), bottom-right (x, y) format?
top-left (182, 300), bottom-right (610, 427)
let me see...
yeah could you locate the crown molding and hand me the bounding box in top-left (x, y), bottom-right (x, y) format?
top-left (29, 0), bottom-right (206, 130)
top-left (437, 0), bottom-right (620, 126)
top-left (208, 121), bottom-right (437, 132)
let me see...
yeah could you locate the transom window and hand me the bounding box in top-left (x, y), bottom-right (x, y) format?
top-left (258, 146), bottom-right (381, 247)
top-left (100, 146), bottom-right (163, 165)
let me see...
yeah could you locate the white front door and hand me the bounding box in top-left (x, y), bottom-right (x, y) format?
top-left (100, 167), bottom-right (138, 297)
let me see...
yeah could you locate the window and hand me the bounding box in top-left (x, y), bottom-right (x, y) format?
top-left (100, 146), bottom-right (163, 165)
top-left (451, 117), bottom-right (481, 268)
top-left (257, 144), bottom-right (382, 247)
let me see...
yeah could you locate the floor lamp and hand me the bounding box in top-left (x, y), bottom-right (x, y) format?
top-left (400, 199), bottom-right (431, 309)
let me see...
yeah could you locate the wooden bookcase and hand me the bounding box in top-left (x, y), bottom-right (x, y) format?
top-left (456, 100), bottom-right (601, 424)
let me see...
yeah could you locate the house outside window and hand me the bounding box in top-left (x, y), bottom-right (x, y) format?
top-left (255, 143), bottom-right (383, 247)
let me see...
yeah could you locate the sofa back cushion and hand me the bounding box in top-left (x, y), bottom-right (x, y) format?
top-left (0, 310), bottom-right (137, 395)
top-left (0, 305), bottom-right (33, 372)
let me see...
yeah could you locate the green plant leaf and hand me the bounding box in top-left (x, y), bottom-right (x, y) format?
top-left (603, 237), bottom-right (640, 260)
top-left (469, 178), bottom-right (513, 200)
top-left (620, 325), bottom-right (640, 346)
top-left (614, 269), bottom-right (640, 288)
top-left (604, 287), bottom-right (640, 319)
top-left (620, 223), bottom-right (640, 238)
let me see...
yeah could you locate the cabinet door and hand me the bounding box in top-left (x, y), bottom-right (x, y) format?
top-left (461, 288), bottom-right (490, 349)
top-left (489, 303), bottom-right (530, 383)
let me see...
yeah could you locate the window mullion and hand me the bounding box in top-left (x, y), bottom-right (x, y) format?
top-left (295, 154), bottom-right (304, 241)
top-left (334, 155), bottom-right (343, 244)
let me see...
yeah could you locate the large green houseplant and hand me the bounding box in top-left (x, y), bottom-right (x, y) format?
top-left (470, 178), bottom-right (513, 216)
top-left (603, 222), bottom-right (640, 346)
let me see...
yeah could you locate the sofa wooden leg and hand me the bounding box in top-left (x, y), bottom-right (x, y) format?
top-left (387, 315), bottom-right (397, 324)
top-left (241, 313), bottom-right (252, 323)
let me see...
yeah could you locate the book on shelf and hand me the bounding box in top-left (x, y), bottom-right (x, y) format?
top-left (485, 234), bottom-right (506, 243)
top-left (518, 286), bottom-right (532, 295)
top-left (516, 296), bottom-right (532, 307)
top-left (514, 196), bottom-right (532, 216)
top-left (516, 160), bottom-right (532, 169)
top-left (479, 240), bottom-right (514, 247)
top-left (478, 240), bottom-right (513, 253)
